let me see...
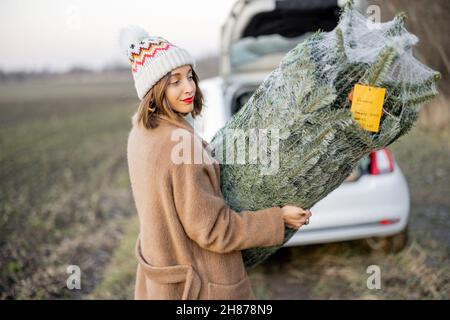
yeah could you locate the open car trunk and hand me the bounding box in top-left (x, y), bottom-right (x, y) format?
top-left (242, 0), bottom-right (340, 39)
top-left (221, 0), bottom-right (343, 76)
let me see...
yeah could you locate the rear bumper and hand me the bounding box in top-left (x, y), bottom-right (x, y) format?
top-left (283, 218), bottom-right (408, 247)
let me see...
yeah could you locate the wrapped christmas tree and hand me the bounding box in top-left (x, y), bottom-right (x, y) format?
top-left (209, 1), bottom-right (441, 269)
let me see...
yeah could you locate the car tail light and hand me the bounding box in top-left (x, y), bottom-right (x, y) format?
top-left (369, 148), bottom-right (394, 175)
top-left (379, 218), bottom-right (400, 225)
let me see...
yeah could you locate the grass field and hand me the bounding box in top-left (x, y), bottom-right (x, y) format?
top-left (1, 74), bottom-right (449, 299)
top-left (0, 75), bottom-right (137, 298)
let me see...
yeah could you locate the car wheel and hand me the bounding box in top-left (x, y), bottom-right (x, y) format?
top-left (364, 225), bottom-right (409, 253)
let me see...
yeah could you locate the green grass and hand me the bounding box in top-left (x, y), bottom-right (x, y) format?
top-left (0, 75), bottom-right (138, 299)
top-left (89, 216), bottom-right (139, 300)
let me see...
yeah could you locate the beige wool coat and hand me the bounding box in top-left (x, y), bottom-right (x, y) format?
top-left (126, 112), bottom-right (285, 300)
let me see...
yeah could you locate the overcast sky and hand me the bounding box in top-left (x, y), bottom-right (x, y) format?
top-left (0, 0), bottom-right (237, 72)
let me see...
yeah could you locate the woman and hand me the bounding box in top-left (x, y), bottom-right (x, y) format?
top-left (120, 27), bottom-right (311, 300)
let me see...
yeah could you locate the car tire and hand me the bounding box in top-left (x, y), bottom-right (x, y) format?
top-left (364, 225), bottom-right (409, 253)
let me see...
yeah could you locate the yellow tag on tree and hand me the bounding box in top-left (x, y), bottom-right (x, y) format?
top-left (350, 83), bottom-right (386, 132)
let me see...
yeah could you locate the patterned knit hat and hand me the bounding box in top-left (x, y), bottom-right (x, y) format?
top-left (119, 26), bottom-right (197, 100)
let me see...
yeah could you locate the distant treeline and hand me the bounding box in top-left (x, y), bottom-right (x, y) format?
top-left (0, 55), bottom-right (220, 83)
top-left (0, 64), bottom-right (131, 83)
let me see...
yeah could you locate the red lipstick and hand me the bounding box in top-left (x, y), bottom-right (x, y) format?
top-left (181, 96), bottom-right (194, 104)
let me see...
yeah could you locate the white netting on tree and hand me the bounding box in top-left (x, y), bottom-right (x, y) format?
top-left (209, 1), bottom-right (441, 269)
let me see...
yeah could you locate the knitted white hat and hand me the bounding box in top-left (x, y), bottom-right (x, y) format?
top-left (118, 26), bottom-right (197, 100)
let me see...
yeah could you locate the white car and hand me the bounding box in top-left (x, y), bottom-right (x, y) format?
top-left (189, 0), bottom-right (410, 252)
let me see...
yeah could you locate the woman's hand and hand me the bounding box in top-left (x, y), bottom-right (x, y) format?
top-left (281, 205), bottom-right (312, 230)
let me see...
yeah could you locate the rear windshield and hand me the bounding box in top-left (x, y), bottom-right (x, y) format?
top-left (230, 33), bottom-right (313, 68)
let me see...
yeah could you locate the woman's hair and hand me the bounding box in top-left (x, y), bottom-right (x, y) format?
top-left (135, 67), bottom-right (204, 129)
